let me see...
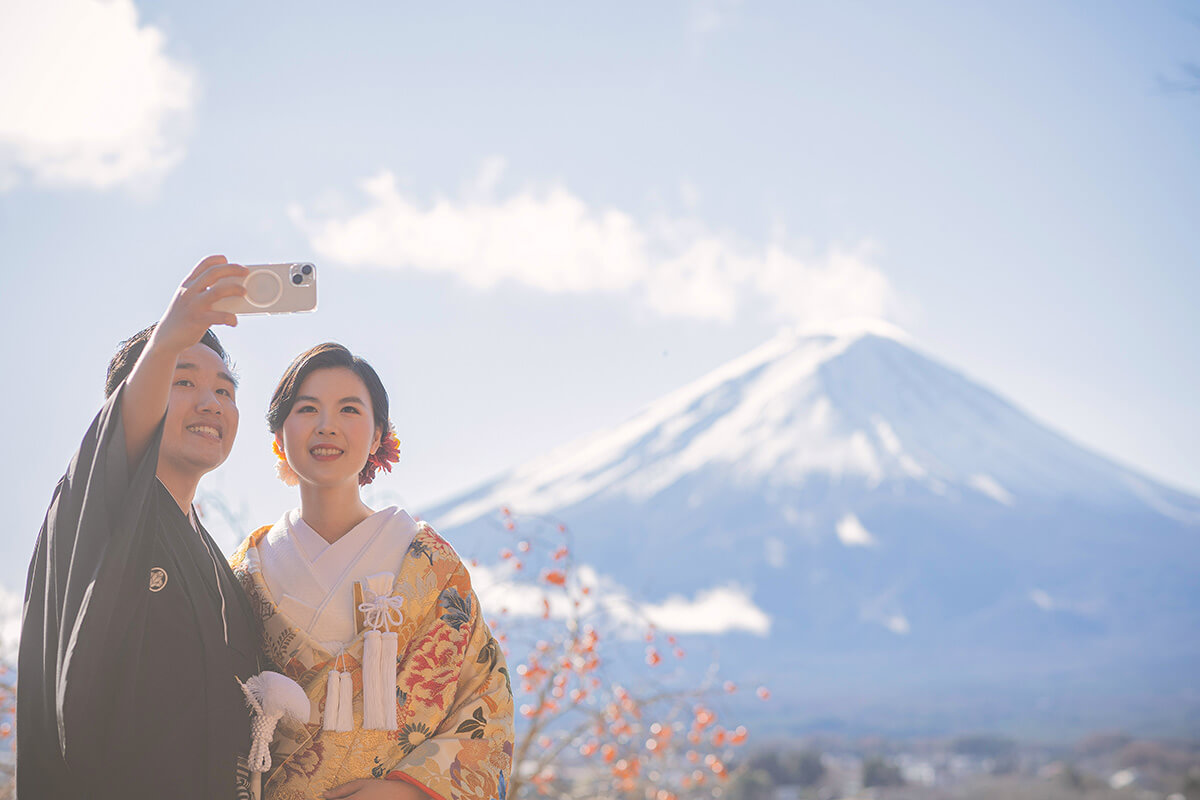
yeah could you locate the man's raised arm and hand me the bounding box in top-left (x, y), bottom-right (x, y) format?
top-left (122, 255), bottom-right (247, 466)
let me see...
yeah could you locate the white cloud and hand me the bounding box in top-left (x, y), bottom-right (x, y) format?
top-left (968, 473), bottom-right (1015, 506)
top-left (1029, 589), bottom-right (1055, 611)
top-left (0, 0), bottom-right (194, 191)
top-left (639, 585), bottom-right (771, 635)
top-left (836, 512), bottom-right (878, 547)
top-left (290, 161), bottom-right (896, 324)
top-left (468, 561), bottom-right (770, 637)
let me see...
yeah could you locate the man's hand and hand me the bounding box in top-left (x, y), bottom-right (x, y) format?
top-left (122, 255), bottom-right (248, 467)
top-left (146, 255), bottom-right (248, 356)
top-left (323, 778), bottom-right (428, 799)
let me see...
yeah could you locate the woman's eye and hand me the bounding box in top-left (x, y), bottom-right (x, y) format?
top-left (342, 406), bottom-right (360, 414)
top-left (174, 379), bottom-right (193, 387)
top-left (296, 405), bottom-right (317, 413)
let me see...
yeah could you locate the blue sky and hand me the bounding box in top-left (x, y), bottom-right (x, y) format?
top-left (1, 0), bottom-right (1197, 590)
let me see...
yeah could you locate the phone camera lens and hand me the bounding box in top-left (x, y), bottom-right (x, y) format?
top-left (292, 274), bottom-right (303, 285)
top-left (301, 264), bottom-right (313, 275)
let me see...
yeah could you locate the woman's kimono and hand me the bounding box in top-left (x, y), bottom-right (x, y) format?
top-left (229, 508), bottom-right (513, 800)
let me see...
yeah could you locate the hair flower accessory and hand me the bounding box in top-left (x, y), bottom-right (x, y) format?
top-left (272, 440), bottom-right (300, 486)
top-left (359, 425), bottom-right (401, 486)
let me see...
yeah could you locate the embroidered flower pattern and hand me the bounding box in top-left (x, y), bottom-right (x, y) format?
top-left (398, 721), bottom-right (433, 755)
top-left (477, 636), bottom-right (500, 673)
top-left (230, 524), bottom-right (512, 800)
top-left (439, 587), bottom-right (472, 631)
top-left (456, 707), bottom-right (489, 740)
top-left (409, 537), bottom-right (435, 567)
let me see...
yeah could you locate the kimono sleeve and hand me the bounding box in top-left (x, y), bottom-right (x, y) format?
top-left (386, 586), bottom-right (515, 800)
top-left (18, 383), bottom-right (166, 776)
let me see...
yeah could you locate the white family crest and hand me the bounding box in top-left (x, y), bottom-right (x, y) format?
top-left (148, 567), bottom-right (169, 592)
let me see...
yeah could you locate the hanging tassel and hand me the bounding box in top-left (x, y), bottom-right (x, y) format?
top-left (362, 629), bottom-right (384, 729)
top-left (336, 670), bottom-right (354, 731)
top-left (356, 577), bottom-right (404, 731)
top-left (322, 668), bottom-right (342, 731)
top-left (380, 631), bottom-right (399, 730)
top-left (238, 671), bottom-right (309, 777)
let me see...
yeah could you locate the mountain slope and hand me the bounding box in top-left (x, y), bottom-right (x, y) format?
top-left (428, 324), bottom-right (1200, 733)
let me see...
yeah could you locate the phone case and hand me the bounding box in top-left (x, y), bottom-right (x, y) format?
top-left (212, 263), bottom-right (318, 315)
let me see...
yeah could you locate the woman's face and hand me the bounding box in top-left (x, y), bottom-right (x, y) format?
top-left (276, 366), bottom-right (381, 490)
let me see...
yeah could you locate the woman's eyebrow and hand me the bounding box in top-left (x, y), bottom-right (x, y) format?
top-left (295, 395), bottom-right (364, 404)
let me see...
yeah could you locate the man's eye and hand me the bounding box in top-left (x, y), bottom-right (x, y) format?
top-left (218, 388), bottom-right (233, 397)
top-left (174, 379), bottom-right (193, 387)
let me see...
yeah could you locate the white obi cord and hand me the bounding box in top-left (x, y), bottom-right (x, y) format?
top-left (357, 572), bottom-right (403, 731)
top-left (323, 647), bottom-right (356, 733)
top-left (321, 571), bottom-right (403, 732)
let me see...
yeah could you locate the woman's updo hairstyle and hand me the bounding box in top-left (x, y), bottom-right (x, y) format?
top-left (268, 343), bottom-right (395, 485)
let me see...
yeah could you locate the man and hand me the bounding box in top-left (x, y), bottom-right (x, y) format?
top-left (18, 256), bottom-right (261, 799)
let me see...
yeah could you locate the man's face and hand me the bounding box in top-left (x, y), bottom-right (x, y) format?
top-left (159, 343), bottom-right (239, 477)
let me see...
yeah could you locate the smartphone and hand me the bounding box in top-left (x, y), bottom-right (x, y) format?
top-left (212, 262), bottom-right (318, 315)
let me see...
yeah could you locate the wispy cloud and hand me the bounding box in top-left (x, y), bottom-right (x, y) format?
top-left (0, 0), bottom-right (194, 191)
top-left (469, 562), bottom-right (770, 637)
top-left (290, 159), bottom-right (895, 325)
top-left (1157, 63), bottom-right (1200, 95)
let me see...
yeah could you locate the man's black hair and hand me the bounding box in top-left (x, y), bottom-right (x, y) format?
top-left (104, 325), bottom-right (232, 398)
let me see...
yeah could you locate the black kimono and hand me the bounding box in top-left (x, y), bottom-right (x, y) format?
top-left (17, 386), bottom-right (260, 799)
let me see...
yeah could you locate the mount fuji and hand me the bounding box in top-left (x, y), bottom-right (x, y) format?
top-left (428, 323), bottom-right (1200, 735)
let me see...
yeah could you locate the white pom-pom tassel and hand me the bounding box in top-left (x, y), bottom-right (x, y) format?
top-left (380, 631), bottom-right (399, 730)
top-left (323, 669), bottom-right (341, 731)
top-left (336, 671), bottom-right (354, 731)
top-left (362, 629), bottom-right (384, 729)
top-left (239, 671), bottom-right (310, 773)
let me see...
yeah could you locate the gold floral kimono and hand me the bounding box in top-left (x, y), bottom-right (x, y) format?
top-left (229, 522), bottom-right (513, 800)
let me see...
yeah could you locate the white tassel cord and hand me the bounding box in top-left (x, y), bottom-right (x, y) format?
top-left (361, 629), bottom-right (384, 729)
top-left (322, 668), bottom-right (342, 732)
top-left (247, 711), bottom-right (278, 772)
top-left (380, 631), bottom-right (399, 730)
top-left (336, 670), bottom-right (354, 731)
top-left (239, 672), bottom-right (310, 773)
top-left (357, 590), bottom-right (404, 731)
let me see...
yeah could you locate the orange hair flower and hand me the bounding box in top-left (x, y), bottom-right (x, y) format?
top-left (272, 440), bottom-right (300, 486)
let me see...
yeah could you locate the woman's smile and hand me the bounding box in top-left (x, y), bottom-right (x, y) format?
top-left (309, 444), bottom-right (344, 461)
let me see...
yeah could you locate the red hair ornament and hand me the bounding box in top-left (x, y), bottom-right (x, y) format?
top-left (359, 426), bottom-right (401, 486)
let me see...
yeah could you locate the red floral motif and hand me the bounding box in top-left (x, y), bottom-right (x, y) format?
top-left (360, 425), bottom-right (401, 486)
top-left (401, 624), bottom-right (466, 711)
top-left (280, 738), bottom-right (327, 781)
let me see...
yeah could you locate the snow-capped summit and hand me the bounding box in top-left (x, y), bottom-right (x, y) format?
top-left (429, 324), bottom-right (1200, 733)
top-left (438, 323), bottom-right (1198, 528)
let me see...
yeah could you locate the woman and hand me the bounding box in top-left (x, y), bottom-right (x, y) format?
top-left (229, 343), bottom-right (513, 800)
